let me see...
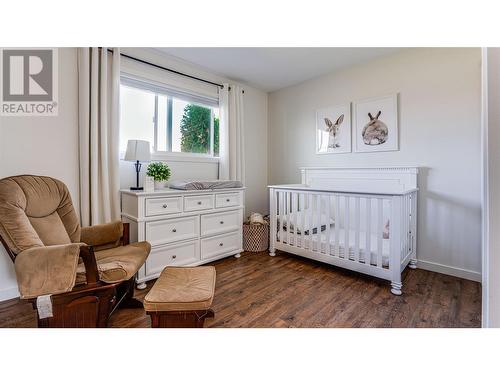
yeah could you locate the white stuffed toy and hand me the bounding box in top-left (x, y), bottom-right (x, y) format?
top-left (249, 212), bottom-right (265, 225)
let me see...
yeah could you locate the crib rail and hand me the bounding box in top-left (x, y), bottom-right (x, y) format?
top-left (269, 187), bottom-right (417, 281)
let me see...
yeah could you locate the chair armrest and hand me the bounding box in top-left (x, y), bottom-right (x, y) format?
top-left (78, 244), bottom-right (99, 284)
top-left (80, 220), bottom-right (124, 250)
top-left (14, 243), bottom-right (83, 299)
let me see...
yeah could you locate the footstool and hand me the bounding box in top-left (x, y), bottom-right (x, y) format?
top-left (144, 266), bottom-right (216, 328)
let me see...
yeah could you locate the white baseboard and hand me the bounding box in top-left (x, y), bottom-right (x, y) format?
top-left (417, 259), bottom-right (481, 282)
top-left (0, 287), bottom-right (19, 302)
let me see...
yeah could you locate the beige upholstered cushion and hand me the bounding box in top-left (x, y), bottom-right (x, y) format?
top-left (76, 241), bottom-right (151, 284)
top-left (0, 175), bottom-right (80, 253)
top-left (80, 221), bottom-right (123, 251)
top-left (144, 266), bottom-right (216, 312)
top-left (14, 244), bottom-right (81, 299)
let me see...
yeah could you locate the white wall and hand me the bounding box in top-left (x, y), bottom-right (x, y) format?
top-left (0, 48), bottom-right (79, 300)
top-left (485, 47), bottom-right (500, 327)
top-left (268, 48), bottom-right (482, 280)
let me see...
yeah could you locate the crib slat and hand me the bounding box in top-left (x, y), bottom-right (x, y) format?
top-left (279, 191), bottom-right (284, 245)
top-left (405, 195), bottom-right (409, 257)
top-left (412, 192), bottom-right (417, 258)
top-left (317, 194), bottom-right (322, 253)
top-left (366, 198), bottom-right (371, 265)
top-left (325, 194), bottom-right (331, 255)
top-left (286, 192), bottom-right (291, 245)
top-left (344, 196), bottom-right (350, 260)
top-left (301, 192), bottom-right (306, 249)
top-left (377, 198), bottom-right (383, 268)
top-left (354, 197), bottom-right (360, 262)
top-left (292, 192), bottom-right (298, 247)
top-left (308, 193), bottom-right (314, 251)
top-left (334, 195), bottom-right (340, 257)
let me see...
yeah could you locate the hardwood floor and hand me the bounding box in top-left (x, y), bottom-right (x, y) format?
top-left (0, 251), bottom-right (481, 328)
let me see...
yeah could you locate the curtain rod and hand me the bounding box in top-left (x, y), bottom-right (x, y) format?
top-left (105, 48), bottom-right (225, 89)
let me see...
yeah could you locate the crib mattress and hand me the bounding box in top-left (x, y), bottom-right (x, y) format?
top-left (279, 227), bottom-right (391, 267)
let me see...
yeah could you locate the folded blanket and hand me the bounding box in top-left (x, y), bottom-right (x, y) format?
top-left (169, 180), bottom-right (243, 190)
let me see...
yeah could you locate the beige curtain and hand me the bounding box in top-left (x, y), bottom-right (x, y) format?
top-left (77, 48), bottom-right (121, 226)
top-left (218, 84), bottom-right (245, 183)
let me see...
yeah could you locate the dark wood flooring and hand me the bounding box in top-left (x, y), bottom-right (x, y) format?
top-left (0, 251), bottom-right (481, 328)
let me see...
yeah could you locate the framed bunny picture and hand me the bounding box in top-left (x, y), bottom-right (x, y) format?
top-left (353, 94), bottom-right (399, 153)
top-left (316, 104), bottom-right (352, 154)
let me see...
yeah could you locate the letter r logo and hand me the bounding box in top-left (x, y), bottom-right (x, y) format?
top-left (2, 49), bottom-right (53, 101)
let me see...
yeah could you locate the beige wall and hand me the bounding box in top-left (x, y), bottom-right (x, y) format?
top-left (0, 48), bottom-right (80, 300)
top-left (268, 48), bottom-right (482, 280)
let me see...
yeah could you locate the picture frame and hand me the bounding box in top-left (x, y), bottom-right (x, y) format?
top-left (353, 94), bottom-right (398, 153)
top-left (316, 104), bottom-right (352, 154)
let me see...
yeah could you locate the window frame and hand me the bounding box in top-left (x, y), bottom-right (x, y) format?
top-left (120, 75), bottom-right (220, 164)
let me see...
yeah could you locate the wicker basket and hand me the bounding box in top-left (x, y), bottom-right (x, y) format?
top-left (243, 220), bottom-right (269, 252)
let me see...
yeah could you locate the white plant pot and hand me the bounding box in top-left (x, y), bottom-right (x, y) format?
top-left (154, 180), bottom-right (168, 190)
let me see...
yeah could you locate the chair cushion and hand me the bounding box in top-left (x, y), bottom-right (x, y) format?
top-left (15, 243), bottom-right (81, 299)
top-left (80, 221), bottom-right (123, 251)
top-left (29, 211), bottom-right (72, 246)
top-left (0, 175), bottom-right (80, 253)
top-left (76, 241), bottom-right (151, 284)
top-left (144, 266), bottom-right (216, 312)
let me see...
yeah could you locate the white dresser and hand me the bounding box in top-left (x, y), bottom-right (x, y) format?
top-left (120, 187), bottom-right (245, 289)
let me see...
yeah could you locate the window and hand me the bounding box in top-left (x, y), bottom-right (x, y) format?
top-left (120, 79), bottom-right (219, 158)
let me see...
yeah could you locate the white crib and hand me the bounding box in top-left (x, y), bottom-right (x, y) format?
top-left (268, 167), bottom-right (418, 295)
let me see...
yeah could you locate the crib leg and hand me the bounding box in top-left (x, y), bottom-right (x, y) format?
top-left (390, 281), bottom-right (403, 296)
top-left (269, 250), bottom-right (276, 257)
top-left (408, 259), bottom-right (417, 269)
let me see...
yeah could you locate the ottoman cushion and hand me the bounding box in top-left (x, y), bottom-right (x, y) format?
top-left (144, 266), bottom-right (216, 312)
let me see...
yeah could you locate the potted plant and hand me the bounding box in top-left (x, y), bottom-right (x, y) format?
top-left (146, 162), bottom-right (171, 190)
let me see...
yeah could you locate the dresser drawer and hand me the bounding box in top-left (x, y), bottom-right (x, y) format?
top-left (201, 231), bottom-right (241, 260)
top-left (201, 210), bottom-right (241, 237)
top-left (146, 240), bottom-right (199, 277)
top-left (145, 216), bottom-right (199, 246)
top-left (145, 196), bottom-right (182, 216)
top-left (184, 194), bottom-right (214, 212)
top-left (215, 192), bottom-right (241, 208)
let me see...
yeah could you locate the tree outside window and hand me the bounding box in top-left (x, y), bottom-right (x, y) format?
top-left (180, 104), bottom-right (219, 156)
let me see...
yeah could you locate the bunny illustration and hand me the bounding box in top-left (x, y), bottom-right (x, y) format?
top-left (362, 111), bottom-right (388, 145)
top-left (324, 114), bottom-right (344, 148)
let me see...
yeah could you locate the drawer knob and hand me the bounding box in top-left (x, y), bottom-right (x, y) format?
top-left (172, 228), bottom-right (177, 233)
top-left (219, 243), bottom-right (224, 247)
top-left (220, 221), bottom-right (224, 225)
top-left (162, 204), bottom-right (168, 208)
top-left (172, 255), bottom-right (177, 259)
top-left (226, 198), bottom-right (230, 202)
top-left (197, 201), bottom-right (202, 205)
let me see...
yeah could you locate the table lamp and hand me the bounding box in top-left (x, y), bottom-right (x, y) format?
top-left (124, 140), bottom-right (151, 190)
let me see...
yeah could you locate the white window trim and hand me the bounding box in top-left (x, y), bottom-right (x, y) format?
top-left (151, 151), bottom-right (219, 164)
top-left (119, 150), bottom-right (219, 164)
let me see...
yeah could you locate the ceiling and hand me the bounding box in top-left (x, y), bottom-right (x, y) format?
top-left (155, 48), bottom-right (403, 92)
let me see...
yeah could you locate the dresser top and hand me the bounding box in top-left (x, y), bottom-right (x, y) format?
top-left (121, 187), bottom-right (245, 197)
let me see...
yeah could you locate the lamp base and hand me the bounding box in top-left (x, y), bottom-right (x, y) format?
top-left (130, 186), bottom-right (144, 191)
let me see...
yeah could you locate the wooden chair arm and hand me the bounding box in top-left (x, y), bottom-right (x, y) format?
top-left (122, 222), bottom-right (130, 246)
top-left (79, 245), bottom-right (99, 284)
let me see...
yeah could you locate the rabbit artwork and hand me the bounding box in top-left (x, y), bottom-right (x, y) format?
top-left (362, 111), bottom-right (388, 145)
top-left (324, 114), bottom-right (344, 149)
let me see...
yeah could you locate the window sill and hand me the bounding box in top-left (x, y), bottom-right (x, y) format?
top-left (151, 152), bottom-right (220, 164)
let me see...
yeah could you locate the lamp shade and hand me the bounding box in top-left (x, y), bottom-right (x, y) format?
top-left (124, 140), bottom-right (151, 162)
